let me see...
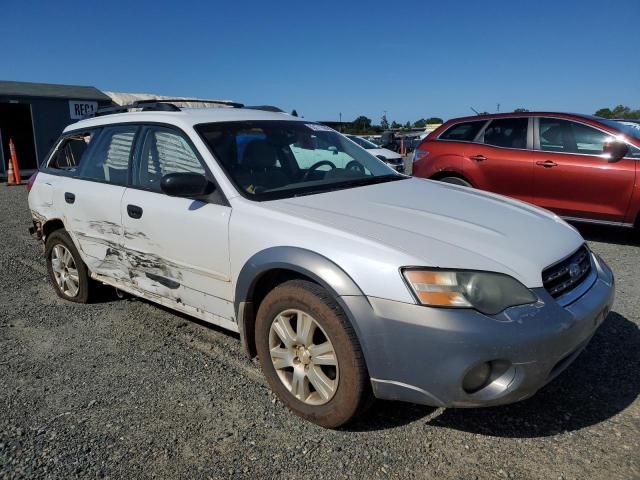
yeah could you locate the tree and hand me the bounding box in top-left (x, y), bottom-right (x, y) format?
top-left (426, 117), bottom-right (444, 124)
top-left (413, 118), bottom-right (427, 128)
top-left (391, 120), bottom-right (402, 129)
top-left (291, 109), bottom-right (299, 117)
top-left (513, 108), bottom-right (529, 112)
top-left (380, 114), bottom-right (389, 130)
top-left (353, 115), bottom-right (372, 131)
top-left (595, 108), bottom-right (613, 118)
top-left (404, 121), bottom-right (412, 129)
top-left (594, 105), bottom-right (640, 119)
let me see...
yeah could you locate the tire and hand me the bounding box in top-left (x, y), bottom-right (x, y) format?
top-left (439, 176), bottom-right (472, 187)
top-left (255, 280), bottom-right (372, 428)
top-left (45, 230), bottom-right (92, 303)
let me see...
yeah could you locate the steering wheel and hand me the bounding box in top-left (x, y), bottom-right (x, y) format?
top-left (302, 160), bottom-right (336, 181)
top-left (345, 160), bottom-right (365, 174)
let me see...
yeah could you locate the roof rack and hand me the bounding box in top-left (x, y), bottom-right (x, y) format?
top-left (88, 98), bottom-right (245, 119)
top-left (135, 98), bottom-right (245, 108)
top-left (244, 105), bottom-right (284, 113)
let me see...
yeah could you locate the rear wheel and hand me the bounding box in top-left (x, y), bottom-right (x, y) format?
top-left (45, 230), bottom-right (92, 303)
top-left (439, 176), bottom-right (472, 187)
top-left (255, 280), bottom-right (371, 428)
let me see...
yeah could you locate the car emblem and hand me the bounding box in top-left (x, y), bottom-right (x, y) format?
top-left (569, 262), bottom-right (581, 278)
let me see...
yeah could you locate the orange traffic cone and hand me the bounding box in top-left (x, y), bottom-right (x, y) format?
top-left (6, 156), bottom-right (16, 184)
top-left (9, 139), bottom-right (21, 184)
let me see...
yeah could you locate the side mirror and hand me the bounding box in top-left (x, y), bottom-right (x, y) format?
top-left (328, 146), bottom-right (339, 155)
top-left (604, 141), bottom-right (629, 163)
top-left (160, 172), bottom-right (213, 197)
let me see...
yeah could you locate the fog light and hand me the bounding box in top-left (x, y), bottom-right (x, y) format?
top-left (463, 362), bottom-right (492, 393)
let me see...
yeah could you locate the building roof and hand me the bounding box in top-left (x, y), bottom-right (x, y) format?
top-left (0, 80), bottom-right (111, 101)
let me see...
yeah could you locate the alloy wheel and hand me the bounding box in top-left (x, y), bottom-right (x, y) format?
top-left (50, 244), bottom-right (79, 297)
top-left (268, 309), bottom-right (339, 405)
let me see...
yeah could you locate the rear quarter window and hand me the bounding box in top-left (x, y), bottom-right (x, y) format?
top-left (46, 130), bottom-right (98, 175)
top-left (439, 120), bottom-right (485, 141)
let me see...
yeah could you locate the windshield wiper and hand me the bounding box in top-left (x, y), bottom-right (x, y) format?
top-left (292, 175), bottom-right (406, 197)
top-left (334, 174), bottom-right (405, 188)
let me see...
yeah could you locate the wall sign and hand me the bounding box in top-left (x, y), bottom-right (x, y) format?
top-left (69, 100), bottom-right (98, 119)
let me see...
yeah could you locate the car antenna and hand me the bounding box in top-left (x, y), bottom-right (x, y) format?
top-left (470, 107), bottom-right (480, 115)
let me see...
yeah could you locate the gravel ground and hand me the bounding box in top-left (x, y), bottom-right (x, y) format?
top-left (1, 184), bottom-right (638, 480)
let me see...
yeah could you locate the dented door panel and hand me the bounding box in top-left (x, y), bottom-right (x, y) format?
top-left (120, 188), bottom-right (234, 322)
top-left (62, 179), bottom-right (127, 278)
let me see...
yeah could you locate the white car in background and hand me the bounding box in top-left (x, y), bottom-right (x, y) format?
top-left (345, 135), bottom-right (404, 172)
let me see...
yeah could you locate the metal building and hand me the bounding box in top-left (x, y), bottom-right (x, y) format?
top-left (0, 80), bottom-right (113, 178)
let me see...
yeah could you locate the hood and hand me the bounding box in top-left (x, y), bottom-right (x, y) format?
top-left (369, 148), bottom-right (402, 160)
top-left (266, 178), bottom-right (584, 288)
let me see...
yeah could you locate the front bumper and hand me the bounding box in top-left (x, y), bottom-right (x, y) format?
top-left (343, 253), bottom-right (614, 407)
top-left (383, 158), bottom-right (405, 173)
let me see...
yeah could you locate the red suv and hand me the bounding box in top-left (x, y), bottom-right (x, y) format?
top-left (413, 112), bottom-right (640, 228)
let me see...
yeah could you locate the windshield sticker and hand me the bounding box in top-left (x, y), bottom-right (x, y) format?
top-left (305, 123), bottom-right (334, 132)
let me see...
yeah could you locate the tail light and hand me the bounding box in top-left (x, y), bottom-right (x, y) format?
top-left (26, 172), bottom-right (38, 193)
top-left (413, 149), bottom-right (429, 163)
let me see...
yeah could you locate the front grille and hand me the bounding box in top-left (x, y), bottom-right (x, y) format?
top-left (542, 245), bottom-right (592, 298)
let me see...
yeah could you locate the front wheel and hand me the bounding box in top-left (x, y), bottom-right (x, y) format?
top-left (255, 280), bottom-right (372, 428)
top-left (439, 176), bottom-right (472, 187)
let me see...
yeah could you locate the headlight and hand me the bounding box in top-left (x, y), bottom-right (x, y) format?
top-left (402, 269), bottom-right (537, 315)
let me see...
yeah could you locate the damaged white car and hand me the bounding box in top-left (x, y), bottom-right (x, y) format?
top-left (28, 101), bottom-right (614, 428)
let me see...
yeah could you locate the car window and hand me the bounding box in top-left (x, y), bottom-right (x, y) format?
top-left (47, 130), bottom-right (98, 174)
top-left (627, 144), bottom-right (640, 158)
top-left (348, 136), bottom-right (376, 149)
top-left (196, 120), bottom-right (400, 200)
top-left (134, 127), bottom-right (206, 192)
top-left (439, 120), bottom-right (485, 141)
top-left (539, 118), bottom-right (613, 155)
top-left (482, 118), bottom-right (528, 149)
top-left (78, 126), bottom-right (136, 185)
top-left (291, 134), bottom-right (362, 170)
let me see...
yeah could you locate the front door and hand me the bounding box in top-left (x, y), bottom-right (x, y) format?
top-left (531, 117), bottom-right (636, 222)
top-left (463, 117), bottom-right (533, 203)
top-left (121, 125), bottom-right (234, 326)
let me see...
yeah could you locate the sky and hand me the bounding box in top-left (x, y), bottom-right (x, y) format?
top-left (2, 0), bottom-right (639, 124)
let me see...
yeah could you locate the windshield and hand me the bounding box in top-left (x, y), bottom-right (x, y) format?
top-left (347, 135), bottom-right (377, 149)
top-left (196, 121), bottom-right (404, 200)
top-left (600, 119), bottom-right (640, 141)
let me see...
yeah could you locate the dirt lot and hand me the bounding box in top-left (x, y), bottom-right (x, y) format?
top-left (1, 184), bottom-right (638, 480)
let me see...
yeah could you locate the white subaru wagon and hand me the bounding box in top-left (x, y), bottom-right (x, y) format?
top-left (28, 101), bottom-right (615, 428)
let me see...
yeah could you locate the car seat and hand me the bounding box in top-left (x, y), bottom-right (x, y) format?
top-left (237, 140), bottom-right (290, 191)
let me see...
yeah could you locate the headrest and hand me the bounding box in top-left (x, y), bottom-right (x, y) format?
top-left (243, 140), bottom-right (279, 170)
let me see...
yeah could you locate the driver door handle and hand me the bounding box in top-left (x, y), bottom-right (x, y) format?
top-left (127, 204), bottom-right (143, 219)
top-left (469, 155), bottom-right (486, 162)
top-left (536, 160), bottom-right (558, 168)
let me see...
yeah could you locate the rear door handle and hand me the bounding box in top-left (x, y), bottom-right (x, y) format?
top-left (127, 204), bottom-right (143, 219)
top-left (64, 192), bottom-right (75, 204)
top-left (469, 155), bottom-right (487, 162)
top-left (536, 160), bottom-right (558, 168)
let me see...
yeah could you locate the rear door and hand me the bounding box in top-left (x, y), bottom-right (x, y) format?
top-left (462, 117), bottom-right (534, 202)
top-left (59, 126), bottom-right (137, 280)
top-left (530, 117), bottom-right (636, 222)
top-left (120, 125), bottom-right (234, 324)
